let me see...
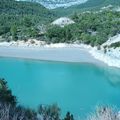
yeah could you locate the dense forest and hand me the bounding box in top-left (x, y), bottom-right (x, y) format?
top-left (0, 0), bottom-right (56, 41)
top-left (0, 0), bottom-right (120, 46)
top-left (46, 10), bottom-right (120, 46)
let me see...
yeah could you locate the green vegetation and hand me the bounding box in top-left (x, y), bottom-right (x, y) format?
top-left (110, 42), bottom-right (120, 48)
top-left (53, 0), bottom-right (120, 16)
top-left (0, 0), bottom-right (57, 41)
top-left (46, 25), bottom-right (73, 43)
top-left (0, 78), bottom-right (73, 120)
top-left (46, 10), bottom-right (120, 46)
top-left (0, 0), bottom-right (120, 46)
top-left (0, 78), bottom-right (17, 105)
top-left (0, 78), bottom-right (59, 120)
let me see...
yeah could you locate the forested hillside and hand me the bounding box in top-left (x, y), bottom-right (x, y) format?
top-left (46, 10), bottom-right (120, 46)
top-left (0, 0), bottom-right (56, 40)
top-left (53, 0), bottom-right (120, 16)
top-left (1, 0), bottom-right (120, 43)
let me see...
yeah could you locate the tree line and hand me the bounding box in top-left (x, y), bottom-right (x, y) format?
top-left (46, 10), bottom-right (120, 46)
top-left (0, 0), bottom-right (56, 41)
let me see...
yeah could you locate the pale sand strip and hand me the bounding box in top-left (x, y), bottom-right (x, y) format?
top-left (0, 41), bottom-right (120, 68)
top-left (0, 46), bottom-right (104, 66)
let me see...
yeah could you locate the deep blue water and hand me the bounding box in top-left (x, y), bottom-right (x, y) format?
top-left (0, 57), bottom-right (120, 118)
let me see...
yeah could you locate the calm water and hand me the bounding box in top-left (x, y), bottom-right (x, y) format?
top-left (0, 57), bottom-right (120, 118)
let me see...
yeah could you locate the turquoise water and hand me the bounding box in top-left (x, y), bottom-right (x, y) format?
top-left (0, 57), bottom-right (120, 118)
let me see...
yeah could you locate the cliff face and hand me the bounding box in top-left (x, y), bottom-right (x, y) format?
top-left (16, 0), bottom-right (88, 9)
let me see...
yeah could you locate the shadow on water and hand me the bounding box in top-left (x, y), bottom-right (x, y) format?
top-left (0, 57), bottom-right (120, 118)
top-left (102, 66), bottom-right (120, 87)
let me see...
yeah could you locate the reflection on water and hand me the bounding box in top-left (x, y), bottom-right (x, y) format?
top-left (0, 57), bottom-right (120, 118)
top-left (103, 66), bottom-right (120, 87)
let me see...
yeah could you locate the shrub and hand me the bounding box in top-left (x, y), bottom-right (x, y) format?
top-left (0, 78), bottom-right (17, 105)
top-left (110, 42), bottom-right (120, 48)
top-left (88, 106), bottom-right (119, 120)
top-left (38, 104), bottom-right (61, 120)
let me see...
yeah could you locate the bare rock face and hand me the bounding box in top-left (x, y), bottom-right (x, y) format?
top-left (52, 17), bottom-right (75, 27)
top-left (16, 0), bottom-right (87, 9)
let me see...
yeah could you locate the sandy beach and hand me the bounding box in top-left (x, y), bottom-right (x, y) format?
top-left (0, 45), bottom-right (104, 66)
top-left (0, 35), bottom-right (120, 68)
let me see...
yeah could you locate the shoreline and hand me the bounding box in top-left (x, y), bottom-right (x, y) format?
top-left (90, 48), bottom-right (120, 68)
top-left (0, 45), bottom-right (104, 66)
top-left (0, 55), bottom-right (104, 68)
top-left (0, 42), bottom-right (120, 68)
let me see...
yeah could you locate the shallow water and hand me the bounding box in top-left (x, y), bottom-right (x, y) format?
top-left (0, 57), bottom-right (120, 118)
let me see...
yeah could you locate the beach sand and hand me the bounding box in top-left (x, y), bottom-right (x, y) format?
top-left (0, 40), bottom-right (120, 68)
top-left (0, 46), bottom-right (104, 66)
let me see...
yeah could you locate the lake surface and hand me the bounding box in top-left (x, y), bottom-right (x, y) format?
top-left (0, 57), bottom-right (120, 118)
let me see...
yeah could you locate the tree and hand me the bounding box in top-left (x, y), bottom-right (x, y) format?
top-left (22, 17), bottom-right (34, 28)
top-left (10, 25), bottom-right (18, 41)
top-left (88, 106), bottom-right (118, 120)
top-left (46, 25), bottom-right (65, 43)
top-left (27, 27), bottom-right (38, 38)
top-left (72, 12), bottom-right (79, 22)
top-left (64, 112), bottom-right (74, 120)
top-left (0, 78), bottom-right (17, 105)
top-left (38, 104), bottom-right (60, 120)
